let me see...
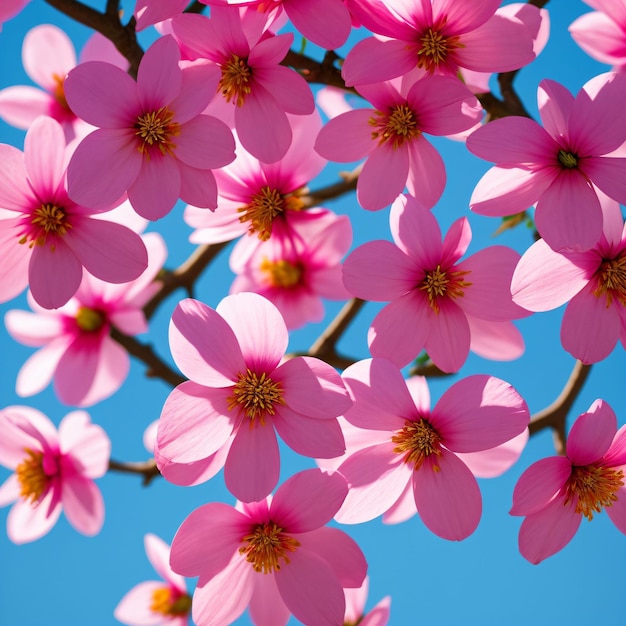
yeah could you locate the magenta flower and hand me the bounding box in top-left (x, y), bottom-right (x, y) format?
top-left (64, 35), bottom-right (236, 220)
top-left (342, 0), bottom-right (536, 87)
top-left (171, 8), bottom-right (314, 163)
top-left (5, 232), bottom-right (166, 406)
top-left (315, 73), bottom-right (482, 211)
top-left (0, 116), bottom-right (148, 310)
top-left (230, 209), bottom-right (352, 329)
top-left (344, 577), bottom-right (391, 626)
top-left (156, 292), bottom-right (351, 501)
top-left (342, 194), bottom-right (528, 372)
top-left (169, 469), bottom-right (367, 626)
top-left (0, 0), bottom-right (29, 30)
top-left (467, 72), bottom-right (626, 251)
top-left (512, 195), bottom-right (626, 363)
top-left (115, 533), bottom-right (192, 626)
top-left (0, 406), bottom-right (110, 544)
top-left (511, 399), bottom-right (626, 564)
top-left (333, 358), bottom-right (529, 540)
top-left (134, 0), bottom-right (188, 31)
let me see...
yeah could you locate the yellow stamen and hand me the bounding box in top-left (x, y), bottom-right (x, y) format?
top-left (227, 369), bottom-right (285, 424)
top-left (135, 106), bottom-right (180, 157)
top-left (51, 72), bottom-right (71, 112)
top-left (592, 254), bottom-right (626, 307)
top-left (564, 464), bottom-right (624, 521)
top-left (75, 307), bottom-right (106, 332)
top-left (391, 418), bottom-right (442, 472)
top-left (419, 265), bottom-right (472, 314)
top-left (15, 449), bottom-right (49, 504)
top-left (369, 104), bottom-right (421, 149)
top-left (417, 28), bottom-right (463, 73)
top-left (239, 522), bottom-right (300, 574)
top-left (557, 149), bottom-right (578, 169)
top-left (260, 258), bottom-right (303, 288)
top-left (19, 203), bottom-right (72, 248)
top-left (150, 587), bottom-right (192, 616)
top-left (219, 54), bottom-right (252, 107)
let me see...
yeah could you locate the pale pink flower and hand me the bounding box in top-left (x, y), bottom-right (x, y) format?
top-left (134, 0), bottom-right (188, 31)
top-left (333, 358), bottom-right (529, 540)
top-left (169, 469), bottom-right (367, 626)
top-left (230, 209), bottom-right (352, 329)
top-left (0, 24), bottom-right (127, 141)
top-left (315, 72), bottom-right (482, 211)
top-left (511, 399), bottom-right (626, 564)
top-left (156, 292), bottom-right (351, 502)
top-left (115, 533), bottom-right (192, 626)
top-left (344, 577), bottom-right (391, 626)
top-left (0, 406), bottom-right (110, 544)
top-left (0, 116), bottom-right (148, 309)
top-left (342, 194), bottom-right (528, 372)
top-left (5, 233), bottom-right (166, 407)
top-left (467, 72), bottom-right (626, 252)
top-left (64, 35), bottom-right (236, 220)
top-left (171, 8), bottom-right (314, 163)
top-left (0, 0), bottom-right (29, 30)
top-left (570, 1), bottom-right (626, 71)
top-left (342, 0), bottom-right (537, 87)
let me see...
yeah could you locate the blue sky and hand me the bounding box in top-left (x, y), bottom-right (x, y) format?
top-left (0, 1), bottom-right (625, 625)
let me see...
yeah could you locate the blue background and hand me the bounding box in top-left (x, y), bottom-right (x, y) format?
top-left (1, 1), bottom-right (625, 625)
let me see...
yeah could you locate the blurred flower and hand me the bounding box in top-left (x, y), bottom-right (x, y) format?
top-left (344, 577), bottom-right (391, 626)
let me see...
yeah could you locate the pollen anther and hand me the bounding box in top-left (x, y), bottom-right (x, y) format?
top-left (592, 254), bottom-right (626, 307)
top-left (16, 448), bottom-right (49, 504)
top-left (227, 368), bottom-right (285, 423)
top-left (564, 464), bottom-right (624, 521)
top-left (392, 418), bottom-right (442, 471)
top-left (419, 265), bottom-right (472, 313)
top-left (219, 54), bottom-right (252, 107)
top-left (135, 106), bottom-right (180, 157)
top-left (370, 104), bottom-right (420, 149)
top-left (239, 522), bottom-right (300, 574)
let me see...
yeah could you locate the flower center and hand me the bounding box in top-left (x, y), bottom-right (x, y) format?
top-left (369, 104), bottom-right (421, 149)
top-left (135, 106), bottom-right (180, 157)
top-left (19, 203), bottom-right (72, 248)
top-left (52, 72), bottom-right (71, 112)
top-left (219, 54), bottom-right (252, 107)
top-left (564, 464), bottom-right (624, 521)
top-left (417, 28), bottom-right (463, 73)
top-left (239, 522), bottom-right (300, 574)
top-left (238, 186), bottom-right (304, 241)
top-left (419, 265), bottom-right (471, 313)
top-left (227, 369), bottom-right (285, 424)
top-left (557, 149), bottom-right (578, 169)
top-left (150, 587), bottom-right (192, 617)
top-left (15, 449), bottom-right (49, 504)
top-left (260, 258), bottom-right (303, 288)
top-left (391, 418), bottom-right (442, 472)
top-left (592, 254), bottom-right (626, 307)
top-left (75, 307), bottom-right (107, 332)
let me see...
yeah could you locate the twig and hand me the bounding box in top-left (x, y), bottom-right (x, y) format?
top-left (108, 458), bottom-right (161, 485)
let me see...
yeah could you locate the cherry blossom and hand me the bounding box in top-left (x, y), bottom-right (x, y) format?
top-left (115, 533), bottom-right (191, 626)
top-left (0, 406), bottom-right (110, 544)
top-left (156, 292), bottom-right (351, 501)
top-left (511, 399), bottom-right (626, 564)
top-left (169, 469), bottom-right (367, 626)
top-left (344, 577), bottom-right (391, 626)
top-left (134, 0), bottom-right (188, 32)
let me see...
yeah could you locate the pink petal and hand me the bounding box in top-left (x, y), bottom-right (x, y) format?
top-left (581, 156), bottom-right (626, 205)
top-left (144, 533), bottom-right (186, 591)
top-left (273, 410), bottom-right (345, 459)
top-left (357, 143), bottom-right (409, 211)
top-left (0, 86), bottom-right (54, 130)
top-left (569, 12), bottom-right (626, 67)
top-left (537, 79), bottom-right (574, 141)
top-left (15, 342), bottom-right (67, 397)
top-left (605, 486), bottom-right (626, 534)
top-left (114, 580), bottom-right (168, 626)
top-left (314, 108), bottom-right (374, 162)
top-left (405, 138), bottom-right (446, 209)
top-left (61, 474), bottom-right (104, 535)
top-left (178, 161), bottom-right (218, 209)
top-left (175, 115), bottom-right (235, 170)
top-left (253, 65), bottom-right (314, 115)
top-left (566, 399), bottom-right (617, 466)
top-left (169, 60), bottom-right (221, 123)
top-left (137, 36), bottom-right (182, 111)
top-left (23, 24), bottom-right (76, 89)
top-left (423, 299), bottom-right (471, 373)
top-left (249, 573), bottom-right (290, 626)
top-left (7, 492), bottom-right (62, 544)
top-left (127, 155), bottom-right (181, 220)
top-left (0, 144), bottom-right (35, 211)
top-left (24, 116), bottom-right (65, 198)
top-left (458, 428), bottom-right (528, 478)
top-left (467, 317), bottom-right (525, 361)
top-left (29, 242), bottom-right (82, 310)
top-left (58, 411), bottom-right (110, 478)
top-left (286, 0), bottom-right (351, 49)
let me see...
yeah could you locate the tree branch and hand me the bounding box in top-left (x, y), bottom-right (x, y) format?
top-left (108, 458), bottom-right (161, 485)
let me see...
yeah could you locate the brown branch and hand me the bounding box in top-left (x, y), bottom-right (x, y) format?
top-left (185, 1), bottom-right (206, 14)
top-left (301, 165), bottom-right (361, 208)
top-left (529, 360), bottom-right (592, 455)
top-left (283, 49), bottom-right (350, 90)
top-left (108, 458), bottom-right (161, 485)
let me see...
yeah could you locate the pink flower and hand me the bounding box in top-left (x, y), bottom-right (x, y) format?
top-left (5, 232), bottom-right (166, 406)
top-left (155, 292), bottom-right (351, 501)
top-left (0, 24), bottom-right (127, 140)
top-left (230, 209), bottom-right (352, 329)
top-left (467, 72), bottom-right (626, 251)
top-left (570, 1), bottom-right (626, 71)
top-left (342, 0), bottom-right (536, 87)
top-left (0, 116), bottom-right (148, 310)
top-left (0, 0), bottom-right (29, 30)
top-left (115, 533), bottom-right (192, 626)
top-left (169, 469), bottom-right (367, 626)
top-left (171, 8), bottom-right (314, 163)
top-left (333, 358), bottom-right (529, 540)
top-left (512, 194), bottom-right (626, 363)
top-left (511, 399), bottom-right (626, 564)
top-left (342, 194), bottom-right (528, 372)
top-left (0, 406), bottom-right (110, 544)
top-left (134, 0), bottom-right (189, 31)
top-left (344, 577), bottom-right (391, 626)
top-left (315, 72), bottom-right (482, 211)
top-left (64, 35), bottom-right (236, 219)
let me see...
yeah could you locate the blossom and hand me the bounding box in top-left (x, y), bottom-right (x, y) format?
top-left (570, 1), bottom-right (626, 72)
top-left (115, 534), bottom-right (192, 626)
top-left (155, 292), bottom-right (351, 502)
top-left (5, 232), bottom-right (166, 406)
top-left (342, 0), bottom-right (537, 87)
top-left (315, 72), bottom-right (482, 211)
top-left (342, 194), bottom-right (528, 372)
top-left (171, 8), bottom-right (314, 163)
top-left (511, 399), bottom-right (626, 564)
top-left (333, 358), bottom-right (529, 540)
top-left (0, 406), bottom-right (110, 544)
top-left (344, 577), bottom-right (391, 626)
top-left (0, 115), bottom-right (148, 310)
top-left (0, 0), bottom-right (29, 30)
top-left (64, 35), bottom-right (236, 220)
top-left (134, 0), bottom-right (189, 31)
top-left (230, 209), bottom-right (352, 329)
top-left (0, 24), bottom-right (127, 140)
top-left (169, 469), bottom-right (367, 626)
top-left (467, 72), bottom-right (626, 251)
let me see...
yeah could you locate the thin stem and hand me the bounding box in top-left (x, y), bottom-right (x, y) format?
top-left (108, 458), bottom-right (161, 485)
